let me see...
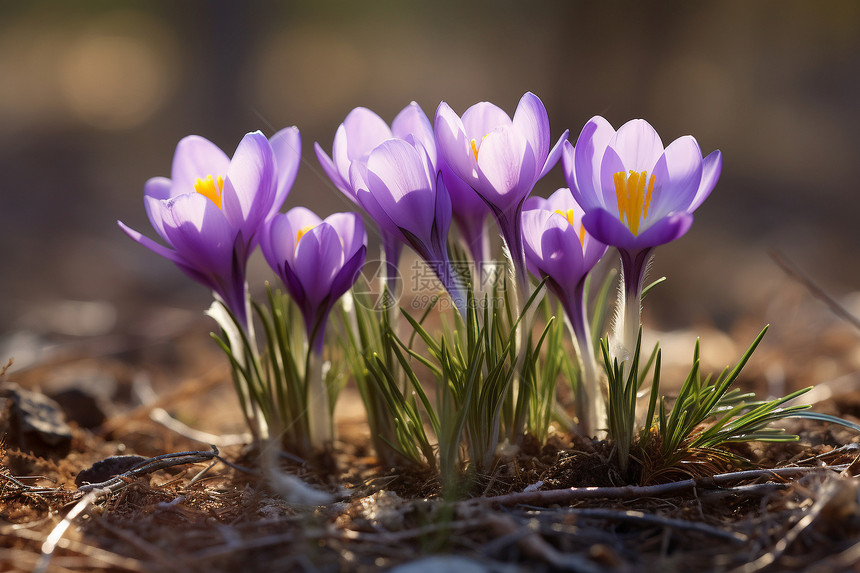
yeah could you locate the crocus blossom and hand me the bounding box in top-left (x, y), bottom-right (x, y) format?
top-left (314, 102), bottom-right (436, 287)
top-left (119, 129), bottom-right (300, 327)
top-left (349, 138), bottom-right (467, 317)
top-left (522, 189), bottom-right (608, 434)
top-left (440, 154), bottom-right (491, 269)
top-left (562, 116), bottom-right (722, 359)
top-left (261, 208), bottom-right (367, 354)
top-left (434, 92), bottom-right (568, 289)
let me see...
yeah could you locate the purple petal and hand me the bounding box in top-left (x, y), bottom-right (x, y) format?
top-left (538, 129), bottom-right (569, 180)
top-left (314, 142), bottom-right (352, 198)
top-left (522, 209), bottom-right (553, 277)
top-left (474, 125), bottom-right (536, 213)
top-left (143, 177), bottom-right (173, 241)
top-left (634, 212), bottom-right (694, 248)
top-left (538, 217), bottom-right (587, 287)
top-left (582, 208), bottom-right (638, 251)
top-left (521, 208), bottom-right (552, 258)
top-left (279, 262), bottom-right (308, 316)
top-left (222, 131), bottom-right (276, 237)
top-left (571, 116), bottom-right (616, 210)
top-left (583, 208), bottom-right (693, 251)
top-left (462, 101), bottom-right (512, 139)
top-left (269, 126), bottom-right (301, 217)
top-left (330, 124), bottom-right (351, 183)
top-left (608, 119), bottom-right (664, 172)
top-left (598, 146), bottom-right (627, 217)
top-left (432, 170), bottom-right (453, 256)
top-left (354, 177), bottom-right (401, 239)
top-left (441, 159), bottom-right (488, 218)
top-left (324, 212), bottom-right (367, 259)
top-left (582, 231), bottom-right (609, 270)
top-left (284, 206), bottom-right (324, 229)
top-left (283, 206), bottom-right (324, 262)
top-left (441, 158), bottom-right (489, 262)
top-left (381, 233), bottom-right (404, 284)
top-left (688, 149), bottom-right (722, 212)
top-left (294, 223), bottom-right (343, 308)
top-left (118, 220), bottom-right (184, 266)
top-left (561, 140), bottom-right (581, 203)
top-left (170, 135), bottom-right (230, 196)
top-left (348, 157), bottom-right (370, 195)
top-left (364, 139), bottom-right (437, 242)
top-left (540, 188), bottom-right (607, 266)
top-left (544, 187), bottom-right (582, 216)
top-left (648, 135), bottom-right (703, 218)
top-left (392, 102), bottom-right (436, 167)
top-left (512, 92), bottom-right (550, 169)
top-left (329, 245), bottom-right (367, 305)
top-left (144, 176), bottom-right (172, 201)
top-left (523, 195), bottom-right (549, 211)
top-left (259, 215), bottom-right (281, 272)
top-left (261, 213), bottom-right (287, 273)
top-left (434, 101), bottom-right (476, 186)
top-left (264, 207), bottom-right (324, 272)
top-left (333, 107), bottom-right (392, 173)
top-left (161, 193), bottom-right (236, 277)
top-left (172, 261), bottom-right (221, 294)
top-left (522, 209), bottom-right (596, 292)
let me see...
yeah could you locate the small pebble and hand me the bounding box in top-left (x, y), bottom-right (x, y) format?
top-left (0, 382), bottom-right (72, 457)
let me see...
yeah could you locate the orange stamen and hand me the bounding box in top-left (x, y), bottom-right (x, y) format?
top-left (612, 169), bottom-right (656, 236)
top-left (194, 174), bottom-right (224, 209)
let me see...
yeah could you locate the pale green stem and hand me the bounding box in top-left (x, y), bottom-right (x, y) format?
top-left (305, 347), bottom-right (331, 450)
top-left (614, 248), bottom-right (654, 366)
top-left (563, 283), bottom-right (605, 438)
top-left (208, 287), bottom-right (269, 440)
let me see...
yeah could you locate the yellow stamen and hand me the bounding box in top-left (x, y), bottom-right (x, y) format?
top-left (554, 208), bottom-right (586, 246)
top-left (194, 174), bottom-right (224, 209)
top-left (295, 225), bottom-right (315, 251)
top-left (470, 134), bottom-right (493, 162)
top-left (613, 172), bottom-right (626, 225)
top-left (643, 172), bottom-right (655, 218)
top-left (612, 170), bottom-right (656, 236)
top-left (553, 208), bottom-right (576, 227)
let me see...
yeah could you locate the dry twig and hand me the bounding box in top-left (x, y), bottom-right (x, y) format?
top-left (728, 475), bottom-right (857, 573)
top-left (475, 465), bottom-right (849, 508)
top-left (35, 489), bottom-right (103, 573)
top-left (77, 447), bottom-right (221, 495)
top-left (530, 507), bottom-right (748, 543)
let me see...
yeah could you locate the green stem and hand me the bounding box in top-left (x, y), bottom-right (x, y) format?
top-left (304, 343), bottom-right (331, 451)
top-left (616, 248), bottom-right (654, 364)
top-left (563, 282), bottom-right (605, 437)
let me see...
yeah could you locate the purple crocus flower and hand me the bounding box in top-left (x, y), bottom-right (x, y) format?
top-left (119, 129), bottom-right (300, 328)
top-left (440, 155), bottom-right (491, 269)
top-left (261, 208), bottom-right (367, 354)
top-left (562, 116), bottom-right (722, 359)
top-left (314, 102), bottom-right (435, 287)
top-left (348, 138), bottom-right (467, 317)
top-left (434, 92), bottom-right (568, 290)
top-left (522, 189), bottom-right (608, 435)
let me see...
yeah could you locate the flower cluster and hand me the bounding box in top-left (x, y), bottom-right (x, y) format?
top-left (120, 93), bottom-right (726, 469)
top-left (562, 116), bottom-right (721, 361)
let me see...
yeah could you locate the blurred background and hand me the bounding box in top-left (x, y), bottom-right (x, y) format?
top-left (1, 0), bottom-right (859, 377)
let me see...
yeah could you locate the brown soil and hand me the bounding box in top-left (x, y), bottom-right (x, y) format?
top-left (3, 304), bottom-right (860, 573)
